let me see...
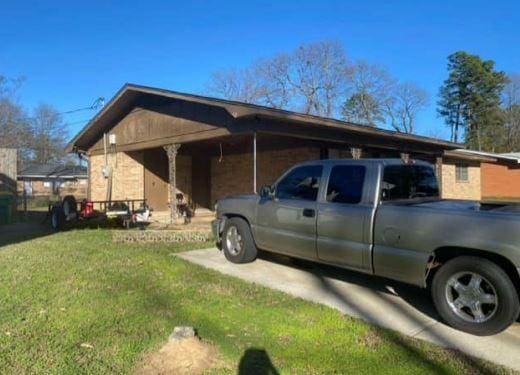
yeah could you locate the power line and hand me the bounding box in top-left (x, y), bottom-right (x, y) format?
top-left (6, 97), bottom-right (105, 123)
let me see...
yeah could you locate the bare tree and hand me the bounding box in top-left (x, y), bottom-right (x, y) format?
top-left (341, 61), bottom-right (394, 126)
top-left (384, 82), bottom-right (429, 133)
top-left (30, 103), bottom-right (68, 164)
top-left (254, 54), bottom-right (293, 109)
top-left (0, 75), bottom-right (32, 167)
top-left (206, 67), bottom-right (266, 104)
top-left (501, 74), bottom-right (520, 151)
top-left (288, 41), bottom-right (350, 117)
top-left (207, 40), bottom-right (351, 117)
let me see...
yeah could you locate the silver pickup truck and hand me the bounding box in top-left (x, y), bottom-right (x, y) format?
top-left (212, 159), bottom-right (520, 335)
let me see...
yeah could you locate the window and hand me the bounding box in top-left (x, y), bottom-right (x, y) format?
top-left (326, 165), bottom-right (366, 204)
top-left (43, 181), bottom-right (51, 188)
top-left (381, 165), bottom-right (439, 201)
top-left (456, 163), bottom-right (469, 182)
top-left (276, 165), bottom-right (323, 201)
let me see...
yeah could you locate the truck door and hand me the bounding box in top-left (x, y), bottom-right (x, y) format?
top-left (255, 165), bottom-right (323, 260)
top-left (316, 164), bottom-right (376, 271)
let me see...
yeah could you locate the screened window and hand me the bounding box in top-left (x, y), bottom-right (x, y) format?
top-left (276, 165), bottom-right (323, 201)
top-left (381, 165), bottom-right (439, 201)
top-left (456, 163), bottom-right (469, 182)
top-left (326, 165), bottom-right (366, 204)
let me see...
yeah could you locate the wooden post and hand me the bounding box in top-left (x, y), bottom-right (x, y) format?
top-left (164, 144), bottom-right (181, 223)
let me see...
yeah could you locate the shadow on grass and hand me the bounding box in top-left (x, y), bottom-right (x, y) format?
top-left (0, 210), bottom-right (54, 248)
top-left (315, 272), bottom-right (500, 375)
top-left (238, 348), bottom-right (279, 375)
top-left (253, 251), bottom-right (510, 373)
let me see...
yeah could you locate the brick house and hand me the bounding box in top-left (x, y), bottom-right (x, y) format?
top-left (17, 164), bottom-right (88, 198)
top-left (445, 150), bottom-right (520, 201)
top-left (67, 84), bottom-right (475, 222)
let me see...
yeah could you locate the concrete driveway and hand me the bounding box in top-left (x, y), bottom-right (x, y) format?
top-left (178, 248), bottom-right (520, 371)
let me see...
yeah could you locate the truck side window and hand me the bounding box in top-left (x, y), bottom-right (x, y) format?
top-left (276, 165), bottom-right (323, 201)
top-left (382, 165), bottom-right (439, 201)
top-left (326, 165), bottom-right (366, 204)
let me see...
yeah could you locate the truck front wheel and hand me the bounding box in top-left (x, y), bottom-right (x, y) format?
top-left (222, 217), bottom-right (257, 264)
top-left (432, 256), bottom-right (519, 336)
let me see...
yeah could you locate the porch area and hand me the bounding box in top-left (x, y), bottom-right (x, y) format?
top-left (88, 131), bottom-right (442, 225)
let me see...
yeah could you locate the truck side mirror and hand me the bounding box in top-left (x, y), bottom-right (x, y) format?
top-left (259, 185), bottom-right (274, 199)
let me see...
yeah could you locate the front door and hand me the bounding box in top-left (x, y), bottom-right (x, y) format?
top-left (144, 148), bottom-right (169, 211)
top-left (254, 165), bottom-right (323, 260)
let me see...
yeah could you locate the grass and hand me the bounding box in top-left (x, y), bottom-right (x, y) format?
top-left (0, 228), bottom-right (513, 374)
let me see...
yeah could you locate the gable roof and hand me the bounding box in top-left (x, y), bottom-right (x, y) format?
top-left (18, 164), bottom-right (88, 179)
top-left (67, 83), bottom-right (461, 153)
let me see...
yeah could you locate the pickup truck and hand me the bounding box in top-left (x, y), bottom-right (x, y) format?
top-left (212, 159), bottom-right (520, 335)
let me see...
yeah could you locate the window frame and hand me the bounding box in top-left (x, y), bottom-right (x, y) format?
top-left (455, 162), bottom-right (469, 182)
top-left (380, 164), bottom-right (440, 202)
top-left (273, 164), bottom-right (324, 202)
top-left (324, 164), bottom-right (367, 205)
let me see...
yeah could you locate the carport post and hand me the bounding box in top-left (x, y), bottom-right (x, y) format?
top-left (253, 132), bottom-right (257, 193)
top-left (164, 143), bottom-right (181, 223)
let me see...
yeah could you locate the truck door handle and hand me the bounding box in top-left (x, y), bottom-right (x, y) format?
top-left (302, 208), bottom-right (315, 218)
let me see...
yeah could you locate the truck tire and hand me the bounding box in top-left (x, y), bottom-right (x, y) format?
top-left (222, 217), bottom-right (257, 263)
top-left (432, 256), bottom-right (519, 336)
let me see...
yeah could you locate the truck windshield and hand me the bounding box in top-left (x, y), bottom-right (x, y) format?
top-left (381, 165), bottom-right (439, 201)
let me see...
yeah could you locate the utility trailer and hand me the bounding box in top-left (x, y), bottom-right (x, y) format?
top-left (48, 195), bottom-right (151, 230)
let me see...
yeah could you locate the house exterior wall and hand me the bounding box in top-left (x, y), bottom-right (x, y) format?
top-left (89, 151), bottom-right (192, 206)
top-left (210, 147), bottom-right (320, 202)
top-left (89, 151), bottom-right (144, 201)
top-left (441, 159), bottom-right (481, 200)
top-left (481, 162), bottom-right (520, 199)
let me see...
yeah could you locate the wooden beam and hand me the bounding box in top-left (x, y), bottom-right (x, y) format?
top-left (89, 128), bottom-right (230, 155)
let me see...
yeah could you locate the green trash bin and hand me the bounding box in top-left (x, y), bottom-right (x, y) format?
top-left (0, 194), bottom-right (13, 225)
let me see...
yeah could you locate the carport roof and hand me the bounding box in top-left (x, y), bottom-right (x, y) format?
top-left (66, 83), bottom-right (461, 153)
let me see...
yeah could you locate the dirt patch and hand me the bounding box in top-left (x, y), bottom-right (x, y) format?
top-left (357, 329), bottom-right (382, 349)
top-left (135, 337), bottom-right (222, 375)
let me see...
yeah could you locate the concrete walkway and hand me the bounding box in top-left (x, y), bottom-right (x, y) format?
top-left (178, 248), bottom-right (520, 371)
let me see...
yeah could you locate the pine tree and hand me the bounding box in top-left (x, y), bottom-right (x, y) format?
top-left (438, 51), bottom-right (507, 150)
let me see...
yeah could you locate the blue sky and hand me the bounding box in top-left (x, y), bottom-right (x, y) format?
top-left (1, 0), bottom-right (518, 141)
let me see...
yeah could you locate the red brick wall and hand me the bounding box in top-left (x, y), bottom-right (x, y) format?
top-left (210, 147), bottom-right (320, 202)
top-left (481, 162), bottom-right (520, 199)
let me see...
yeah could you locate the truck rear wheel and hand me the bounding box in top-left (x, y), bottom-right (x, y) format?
top-left (222, 217), bottom-right (257, 263)
top-left (432, 256), bottom-right (519, 336)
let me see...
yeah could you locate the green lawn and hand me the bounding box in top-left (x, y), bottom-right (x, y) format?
top-left (0, 228), bottom-right (513, 374)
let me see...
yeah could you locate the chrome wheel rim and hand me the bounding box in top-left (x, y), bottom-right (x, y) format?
top-left (225, 226), bottom-right (242, 256)
top-left (445, 271), bottom-right (498, 323)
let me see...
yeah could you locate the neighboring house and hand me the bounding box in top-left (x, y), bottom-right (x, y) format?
top-left (446, 150), bottom-right (520, 201)
top-left (17, 164), bottom-right (88, 198)
top-left (66, 83), bottom-right (479, 223)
